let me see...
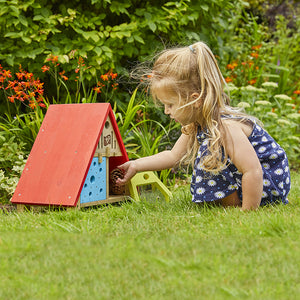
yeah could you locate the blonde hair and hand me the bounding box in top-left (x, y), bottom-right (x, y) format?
top-left (148, 41), bottom-right (251, 173)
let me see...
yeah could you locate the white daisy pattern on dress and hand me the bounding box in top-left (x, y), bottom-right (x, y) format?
top-left (228, 184), bottom-right (238, 190)
top-left (196, 176), bottom-right (202, 183)
top-left (196, 187), bottom-right (206, 195)
top-left (271, 190), bottom-right (279, 196)
top-left (208, 180), bottom-right (217, 186)
top-left (258, 146), bottom-right (266, 153)
top-left (214, 191), bottom-right (225, 199)
top-left (269, 153), bottom-right (278, 159)
top-left (274, 168), bottom-right (283, 175)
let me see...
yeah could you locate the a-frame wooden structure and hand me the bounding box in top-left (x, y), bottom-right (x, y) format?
top-left (11, 103), bottom-right (129, 210)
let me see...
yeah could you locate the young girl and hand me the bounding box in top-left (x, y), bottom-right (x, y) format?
top-left (116, 42), bottom-right (291, 210)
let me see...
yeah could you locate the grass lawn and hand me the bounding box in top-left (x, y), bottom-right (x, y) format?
top-left (0, 171), bottom-right (299, 300)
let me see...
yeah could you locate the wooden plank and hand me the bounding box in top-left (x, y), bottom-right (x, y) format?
top-left (79, 195), bottom-right (128, 208)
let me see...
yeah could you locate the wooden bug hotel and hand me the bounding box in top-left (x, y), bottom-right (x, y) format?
top-left (11, 103), bottom-right (172, 211)
top-left (11, 103), bottom-right (131, 210)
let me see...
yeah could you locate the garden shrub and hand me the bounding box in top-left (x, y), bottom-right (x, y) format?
top-left (0, 136), bottom-right (26, 203)
top-left (0, 0), bottom-right (236, 101)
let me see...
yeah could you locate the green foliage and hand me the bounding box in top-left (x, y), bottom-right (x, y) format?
top-left (226, 82), bottom-right (300, 166)
top-left (220, 9), bottom-right (300, 95)
top-left (0, 105), bottom-right (46, 152)
top-left (0, 0), bottom-right (236, 96)
top-left (0, 135), bottom-right (26, 203)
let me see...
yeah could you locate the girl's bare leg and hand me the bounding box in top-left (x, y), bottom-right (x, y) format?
top-left (220, 191), bottom-right (241, 207)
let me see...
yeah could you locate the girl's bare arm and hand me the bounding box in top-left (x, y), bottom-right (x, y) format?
top-left (116, 133), bottom-right (189, 184)
top-left (223, 120), bottom-right (263, 210)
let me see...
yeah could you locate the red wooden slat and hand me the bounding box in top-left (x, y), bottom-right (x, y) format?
top-left (11, 103), bottom-right (127, 206)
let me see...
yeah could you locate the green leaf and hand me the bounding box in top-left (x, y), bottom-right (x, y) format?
top-left (90, 32), bottom-right (100, 43)
top-left (101, 46), bottom-right (111, 52)
top-left (21, 36), bottom-right (32, 44)
top-left (4, 32), bottom-right (22, 38)
top-left (96, 57), bottom-right (102, 65)
top-left (148, 22), bottom-right (157, 32)
top-left (19, 15), bottom-right (28, 27)
top-left (93, 47), bottom-right (103, 56)
top-left (269, 64), bottom-right (290, 72)
top-left (33, 15), bottom-right (44, 21)
top-left (9, 5), bottom-right (19, 16)
top-left (200, 4), bottom-right (209, 11)
top-left (133, 35), bottom-right (144, 44)
top-left (115, 32), bottom-right (123, 39)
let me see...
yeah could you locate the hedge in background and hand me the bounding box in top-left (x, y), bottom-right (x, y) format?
top-left (0, 0), bottom-right (236, 86)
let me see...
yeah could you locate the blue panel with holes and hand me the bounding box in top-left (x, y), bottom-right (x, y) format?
top-left (80, 157), bottom-right (106, 203)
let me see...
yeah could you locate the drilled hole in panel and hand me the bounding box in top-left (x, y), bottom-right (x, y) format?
top-left (90, 176), bottom-right (95, 183)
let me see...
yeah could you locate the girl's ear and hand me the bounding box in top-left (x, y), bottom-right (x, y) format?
top-left (191, 93), bottom-right (201, 108)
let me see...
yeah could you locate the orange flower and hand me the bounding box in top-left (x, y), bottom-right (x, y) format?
top-left (46, 55), bottom-right (58, 63)
top-left (24, 72), bottom-right (33, 80)
top-left (226, 64), bottom-right (235, 70)
top-left (41, 65), bottom-right (50, 72)
top-left (101, 74), bottom-right (109, 81)
top-left (2, 70), bottom-right (12, 78)
top-left (112, 83), bottom-right (119, 90)
top-left (16, 71), bottom-right (26, 79)
top-left (39, 102), bottom-right (46, 108)
top-left (250, 52), bottom-right (259, 59)
top-left (28, 91), bottom-right (35, 98)
top-left (111, 72), bottom-right (118, 80)
top-left (51, 55), bottom-right (58, 63)
top-left (272, 108), bottom-right (276, 113)
top-left (59, 70), bottom-right (68, 81)
top-left (93, 86), bottom-right (102, 93)
top-left (78, 56), bottom-right (85, 66)
top-left (248, 79), bottom-right (257, 85)
top-left (225, 77), bottom-right (233, 83)
top-left (29, 100), bottom-right (37, 109)
top-left (8, 95), bottom-right (15, 103)
top-left (293, 90), bottom-right (300, 95)
top-left (251, 44), bottom-right (262, 50)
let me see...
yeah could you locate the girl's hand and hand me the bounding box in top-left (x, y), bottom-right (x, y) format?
top-left (116, 161), bottom-right (138, 185)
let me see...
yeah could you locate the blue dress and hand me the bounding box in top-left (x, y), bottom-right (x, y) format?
top-left (190, 121), bottom-right (291, 206)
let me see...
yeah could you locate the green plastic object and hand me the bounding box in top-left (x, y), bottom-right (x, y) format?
top-left (128, 171), bottom-right (172, 202)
